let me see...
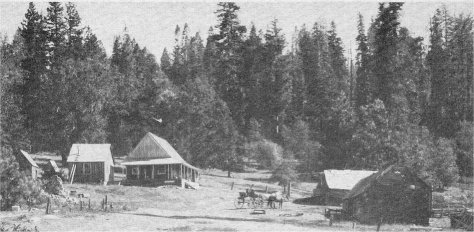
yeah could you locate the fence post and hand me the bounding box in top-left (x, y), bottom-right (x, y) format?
top-left (376, 217), bottom-right (383, 232)
top-left (231, 182), bottom-right (234, 190)
top-left (88, 198), bottom-right (91, 210)
top-left (105, 195), bottom-right (108, 205)
top-left (265, 186), bottom-right (268, 193)
top-left (288, 181), bottom-right (291, 198)
top-left (46, 197), bottom-right (50, 214)
top-left (101, 198), bottom-right (104, 210)
top-left (80, 199), bottom-right (83, 211)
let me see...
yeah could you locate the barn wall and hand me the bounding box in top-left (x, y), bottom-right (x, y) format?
top-left (17, 155), bottom-right (31, 173)
top-left (103, 162), bottom-right (114, 184)
top-left (325, 189), bottom-right (349, 206)
top-left (346, 183), bottom-right (430, 225)
top-left (108, 165), bottom-right (114, 183)
top-left (31, 166), bottom-right (41, 180)
top-left (69, 162), bottom-right (105, 184)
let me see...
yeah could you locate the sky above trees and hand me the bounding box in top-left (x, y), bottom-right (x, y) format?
top-left (1, 1), bottom-right (472, 59)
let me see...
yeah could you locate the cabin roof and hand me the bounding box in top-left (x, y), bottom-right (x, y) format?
top-left (324, 169), bottom-right (377, 190)
top-left (344, 165), bottom-right (430, 199)
top-left (122, 132), bottom-right (199, 171)
top-left (67, 144), bottom-right (113, 164)
top-left (19, 150), bottom-right (39, 168)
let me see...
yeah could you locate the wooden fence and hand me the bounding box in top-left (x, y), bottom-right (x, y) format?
top-left (43, 195), bottom-right (150, 215)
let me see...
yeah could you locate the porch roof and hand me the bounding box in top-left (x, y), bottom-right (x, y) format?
top-left (121, 158), bottom-right (199, 171)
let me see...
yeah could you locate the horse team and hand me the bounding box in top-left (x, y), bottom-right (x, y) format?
top-left (243, 189), bottom-right (288, 209)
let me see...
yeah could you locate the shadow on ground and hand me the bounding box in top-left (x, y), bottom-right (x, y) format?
top-left (117, 212), bottom-right (274, 223)
top-left (115, 211), bottom-right (333, 229)
top-left (292, 197), bottom-right (324, 205)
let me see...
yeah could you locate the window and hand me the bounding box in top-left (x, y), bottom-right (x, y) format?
top-left (83, 163), bottom-right (91, 174)
top-left (156, 165), bottom-right (166, 175)
top-left (131, 167), bottom-right (138, 175)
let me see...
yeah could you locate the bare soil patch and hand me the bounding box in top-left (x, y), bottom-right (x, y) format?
top-left (2, 169), bottom-right (469, 231)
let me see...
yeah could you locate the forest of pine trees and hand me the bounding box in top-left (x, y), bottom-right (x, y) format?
top-left (1, 2), bottom-right (472, 189)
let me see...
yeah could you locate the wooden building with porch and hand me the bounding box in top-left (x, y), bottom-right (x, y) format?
top-left (122, 132), bottom-right (200, 187)
top-left (67, 144), bottom-right (114, 185)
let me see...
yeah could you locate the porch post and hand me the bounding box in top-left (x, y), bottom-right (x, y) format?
top-left (170, 165), bottom-right (173, 179)
top-left (137, 166), bottom-right (140, 180)
top-left (167, 164), bottom-right (170, 180)
top-left (152, 165), bottom-right (155, 179)
top-left (180, 164), bottom-right (182, 178)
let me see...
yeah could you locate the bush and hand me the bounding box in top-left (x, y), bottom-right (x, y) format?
top-left (0, 147), bottom-right (44, 211)
top-left (246, 139), bottom-right (283, 169)
top-left (429, 138), bottom-right (459, 189)
top-left (454, 121), bottom-right (473, 177)
top-left (42, 167), bottom-right (69, 182)
top-left (281, 120), bottom-right (322, 173)
top-left (398, 126), bottom-right (459, 189)
top-left (270, 158), bottom-right (298, 186)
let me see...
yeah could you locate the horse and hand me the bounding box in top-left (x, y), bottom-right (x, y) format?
top-left (261, 191), bottom-right (288, 209)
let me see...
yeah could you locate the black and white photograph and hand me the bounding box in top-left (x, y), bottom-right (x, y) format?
top-left (0, 1), bottom-right (473, 231)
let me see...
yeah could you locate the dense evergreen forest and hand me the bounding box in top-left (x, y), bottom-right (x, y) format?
top-left (1, 2), bottom-right (472, 188)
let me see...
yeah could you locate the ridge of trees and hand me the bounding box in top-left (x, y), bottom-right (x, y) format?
top-left (1, 2), bottom-right (472, 188)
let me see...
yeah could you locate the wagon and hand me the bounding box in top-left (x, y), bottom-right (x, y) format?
top-left (234, 189), bottom-right (264, 209)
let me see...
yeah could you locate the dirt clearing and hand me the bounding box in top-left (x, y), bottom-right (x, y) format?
top-left (0, 170), bottom-right (464, 231)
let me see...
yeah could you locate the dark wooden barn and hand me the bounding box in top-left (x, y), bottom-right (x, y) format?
top-left (313, 170), bottom-right (376, 205)
top-left (16, 150), bottom-right (42, 179)
top-left (121, 132), bottom-right (200, 187)
top-left (343, 165), bottom-right (432, 225)
top-left (67, 144), bottom-right (114, 185)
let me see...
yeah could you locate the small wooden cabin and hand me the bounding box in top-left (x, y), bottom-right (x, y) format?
top-left (67, 144), bottom-right (114, 185)
top-left (343, 165), bottom-right (431, 225)
top-left (17, 150), bottom-right (42, 179)
top-left (122, 132), bottom-right (200, 187)
top-left (313, 169), bottom-right (376, 205)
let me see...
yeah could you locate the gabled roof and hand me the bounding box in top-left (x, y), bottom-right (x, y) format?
top-left (19, 150), bottom-right (39, 168)
top-left (122, 132), bottom-right (199, 171)
top-left (67, 144), bottom-right (113, 164)
top-left (324, 169), bottom-right (377, 190)
top-left (344, 165), bottom-right (430, 200)
top-left (148, 133), bottom-right (185, 162)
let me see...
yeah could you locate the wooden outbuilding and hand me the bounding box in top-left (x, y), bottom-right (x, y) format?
top-left (313, 169), bottom-right (376, 205)
top-left (16, 150), bottom-right (42, 179)
top-left (343, 165), bottom-right (431, 225)
top-left (122, 132), bottom-right (200, 187)
top-left (67, 144), bottom-right (114, 185)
